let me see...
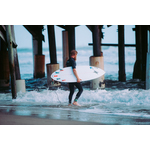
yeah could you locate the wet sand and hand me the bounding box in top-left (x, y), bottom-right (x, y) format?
top-left (1, 102), bottom-right (150, 125)
top-left (0, 113), bottom-right (102, 125)
top-left (1, 107), bottom-right (150, 125)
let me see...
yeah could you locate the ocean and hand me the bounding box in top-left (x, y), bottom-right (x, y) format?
top-left (1, 46), bottom-right (150, 125)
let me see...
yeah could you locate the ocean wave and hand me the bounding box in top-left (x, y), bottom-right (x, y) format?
top-left (1, 86), bottom-right (149, 120)
top-left (8, 88), bottom-right (150, 107)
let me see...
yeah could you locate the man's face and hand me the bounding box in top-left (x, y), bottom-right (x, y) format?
top-left (74, 54), bottom-right (77, 61)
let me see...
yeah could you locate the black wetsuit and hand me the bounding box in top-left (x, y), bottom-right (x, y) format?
top-left (66, 58), bottom-right (83, 104)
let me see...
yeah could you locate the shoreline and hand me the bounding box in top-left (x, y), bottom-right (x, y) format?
top-left (0, 113), bottom-right (102, 125)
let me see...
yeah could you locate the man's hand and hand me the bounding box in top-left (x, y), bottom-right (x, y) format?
top-left (77, 78), bottom-right (81, 83)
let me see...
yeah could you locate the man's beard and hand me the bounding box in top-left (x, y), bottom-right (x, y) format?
top-left (74, 56), bottom-right (77, 61)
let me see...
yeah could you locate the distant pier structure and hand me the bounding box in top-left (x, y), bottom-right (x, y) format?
top-left (0, 25), bottom-right (150, 99)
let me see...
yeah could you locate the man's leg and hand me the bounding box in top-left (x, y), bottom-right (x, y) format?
top-left (73, 83), bottom-right (83, 106)
top-left (68, 83), bottom-right (74, 105)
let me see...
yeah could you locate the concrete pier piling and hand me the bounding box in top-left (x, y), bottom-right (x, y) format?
top-left (62, 30), bottom-right (69, 67)
top-left (118, 25), bottom-right (126, 82)
top-left (47, 25), bottom-right (57, 64)
top-left (90, 55), bottom-right (105, 89)
top-left (11, 25), bottom-right (21, 80)
top-left (133, 25), bottom-right (142, 80)
top-left (24, 25), bottom-right (45, 79)
top-left (5, 25), bottom-right (17, 99)
top-left (16, 80), bottom-right (26, 93)
top-left (89, 25), bottom-right (105, 89)
top-left (47, 25), bottom-right (60, 87)
top-left (67, 25), bottom-right (76, 55)
top-left (141, 25), bottom-right (148, 81)
top-left (146, 27), bottom-right (150, 89)
top-left (46, 63), bottom-right (60, 87)
top-left (0, 50), bottom-right (10, 87)
top-left (0, 38), bottom-right (10, 87)
top-left (92, 25), bottom-right (101, 56)
top-left (0, 25), bottom-right (26, 98)
top-left (133, 25), bottom-right (148, 83)
top-left (34, 55), bottom-right (45, 78)
top-left (11, 25), bottom-right (26, 93)
top-left (32, 26), bottom-right (45, 79)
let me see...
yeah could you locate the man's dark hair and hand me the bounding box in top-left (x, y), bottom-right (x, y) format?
top-left (70, 50), bottom-right (78, 56)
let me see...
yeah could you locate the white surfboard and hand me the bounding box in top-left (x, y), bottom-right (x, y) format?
top-left (51, 66), bottom-right (105, 83)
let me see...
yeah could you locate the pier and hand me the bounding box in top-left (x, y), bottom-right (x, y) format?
top-left (0, 25), bottom-right (150, 99)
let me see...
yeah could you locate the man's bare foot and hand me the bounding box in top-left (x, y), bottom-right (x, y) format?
top-left (73, 101), bottom-right (81, 106)
top-left (68, 104), bottom-right (72, 106)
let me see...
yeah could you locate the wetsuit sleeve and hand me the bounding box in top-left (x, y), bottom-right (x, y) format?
top-left (70, 59), bottom-right (76, 69)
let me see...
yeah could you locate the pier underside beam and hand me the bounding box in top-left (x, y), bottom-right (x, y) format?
top-left (118, 25), bottom-right (126, 82)
top-left (86, 25), bottom-right (93, 32)
top-left (24, 25), bottom-right (45, 43)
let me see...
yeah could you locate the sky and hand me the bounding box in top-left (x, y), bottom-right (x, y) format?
top-left (14, 25), bottom-right (135, 49)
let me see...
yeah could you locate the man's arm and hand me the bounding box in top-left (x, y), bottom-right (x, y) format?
top-left (73, 68), bottom-right (81, 83)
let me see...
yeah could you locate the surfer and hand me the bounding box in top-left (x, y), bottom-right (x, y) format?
top-left (66, 50), bottom-right (83, 106)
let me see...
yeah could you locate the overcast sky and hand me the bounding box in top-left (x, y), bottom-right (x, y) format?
top-left (14, 25), bottom-right (135, 49)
